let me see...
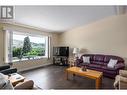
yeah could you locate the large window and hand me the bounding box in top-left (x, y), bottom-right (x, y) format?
top-left (5, 31), bottom-right (49, 62)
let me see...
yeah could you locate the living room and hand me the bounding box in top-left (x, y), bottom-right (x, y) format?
top-left (0, 5), bottom-right (127, 90)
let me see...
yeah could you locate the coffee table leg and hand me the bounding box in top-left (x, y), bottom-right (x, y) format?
top-left (96, 78), bottom-right (99, 89)
top-left (96, 77), bottom-right (102, 89)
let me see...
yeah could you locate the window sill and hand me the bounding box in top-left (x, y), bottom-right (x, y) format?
top-left (12, 56), bottom-right (49, 63)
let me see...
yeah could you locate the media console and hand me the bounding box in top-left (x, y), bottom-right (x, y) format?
top-left (53, 56), bottom-right (68, 66)
top-left (53, 46), bottom-right (69, 66)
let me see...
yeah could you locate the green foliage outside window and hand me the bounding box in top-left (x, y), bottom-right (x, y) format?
top-left (13, 47), bottom-right (23, 59)
top-left (22, 36), bottom-right (32, 55)
top-left (13, 36), bottom-right (45, 60)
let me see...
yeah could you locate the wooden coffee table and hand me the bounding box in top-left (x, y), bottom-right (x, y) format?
top-left (9, 73), bottom-right (25, 86)
top-left (66, 67), bottom-right (103, 89)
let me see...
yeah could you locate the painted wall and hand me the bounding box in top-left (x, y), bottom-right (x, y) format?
top-left (0, 23), bottom-right (59, 71)
top-left (58, 14), bottom-right (127, 66)
top-left (0, 24), bottom-right (4, 64)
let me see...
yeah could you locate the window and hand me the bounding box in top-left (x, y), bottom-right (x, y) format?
top-left (5, 31), bottom-right (49, 62)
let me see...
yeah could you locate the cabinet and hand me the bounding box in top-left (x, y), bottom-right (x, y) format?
top-left (53, 56), bottom-right (68, 66)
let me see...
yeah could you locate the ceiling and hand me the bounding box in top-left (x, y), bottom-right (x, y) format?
top-left (6, 6), bottom-right (121, 32)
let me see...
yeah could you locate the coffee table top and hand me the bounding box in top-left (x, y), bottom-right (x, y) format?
top-left (66, 67), bottom-right (103, 79)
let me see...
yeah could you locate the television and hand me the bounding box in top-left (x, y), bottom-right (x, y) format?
top-left (53, 47), bottom-right (69, 57)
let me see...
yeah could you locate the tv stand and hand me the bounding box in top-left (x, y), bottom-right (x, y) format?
top-left (53, 56), bottom-right (68, 66)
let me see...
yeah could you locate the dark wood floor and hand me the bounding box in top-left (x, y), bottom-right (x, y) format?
top-left (21, 65), bottom-right (114, 89)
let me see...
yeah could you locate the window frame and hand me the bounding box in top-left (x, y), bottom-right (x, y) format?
top-left (5, 30), bottom-right (49, 63)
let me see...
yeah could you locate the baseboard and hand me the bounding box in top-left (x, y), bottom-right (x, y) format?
top-left (18, 63), bottom-right (53, 73)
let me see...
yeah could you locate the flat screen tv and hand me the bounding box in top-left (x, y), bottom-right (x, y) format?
top-left (53, 47), bottom-right (69, 57)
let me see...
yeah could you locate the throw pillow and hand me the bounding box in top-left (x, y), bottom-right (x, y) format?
top-left (83, 56), bottom-right (90, 63)
top-left (107, 59), bottom-right (118, 68)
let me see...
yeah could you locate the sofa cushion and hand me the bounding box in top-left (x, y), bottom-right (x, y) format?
top-left (101, 66), bottom-right (117, 71)
top-left (103, 69), bottom-right (117, 74)
top-left (93, 55), bottom-right (105, 62)
top-left (88, 64), bottom-right (102, 69)
top-left (91, 61), bottom-right (105, 65)
top-left (82, 63), bottom-right (90, 66)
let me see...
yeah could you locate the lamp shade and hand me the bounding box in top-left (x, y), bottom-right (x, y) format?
top-left (73, 48), bottom-right (79, 54)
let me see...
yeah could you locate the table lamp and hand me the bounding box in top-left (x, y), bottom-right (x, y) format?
top-left (73, 48), bottom-right (79, 59)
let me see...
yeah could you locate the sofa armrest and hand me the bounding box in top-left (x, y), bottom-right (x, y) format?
top-left (0, 65), bottom-right (10, 71)
top-left (0, 68), bottom-right (17, 75)
top-left (114, 63), bottom-right (125, 70)
top-left (14, 80), bottom-right (34, 89)
top-left (119, 70), bottom-right (127, 78)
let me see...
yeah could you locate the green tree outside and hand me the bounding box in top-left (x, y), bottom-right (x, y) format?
top-left (22, 36), bottom-right (32, 55)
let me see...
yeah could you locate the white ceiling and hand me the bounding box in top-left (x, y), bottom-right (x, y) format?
top-left (13, 6), bottom-right (118, 32)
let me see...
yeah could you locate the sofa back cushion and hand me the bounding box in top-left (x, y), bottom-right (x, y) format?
top-left (93, 55), bottom-right (105, 62)
top-left (104, 55), bottom-right (124, 63)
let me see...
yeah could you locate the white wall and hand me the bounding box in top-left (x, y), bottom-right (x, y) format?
top-left (0, 23), bottom-right (59, 71)
top-left (58, 14), bottom-right (127, 66)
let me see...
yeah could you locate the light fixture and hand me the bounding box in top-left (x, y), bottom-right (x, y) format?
top-left (73, 48), bottom-right (79, 58)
